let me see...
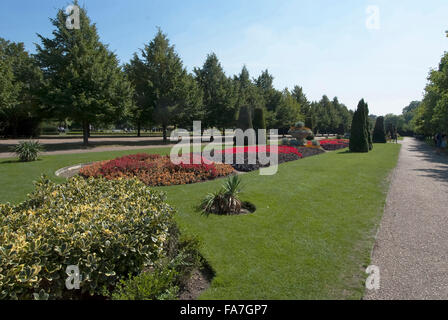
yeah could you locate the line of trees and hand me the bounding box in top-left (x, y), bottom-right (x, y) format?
top-left (388, 34), bottom-right (448, 137)
top-left (0, 3), bottom-right (354, 144)
top-left (412, 40), bottom-right (448, 136)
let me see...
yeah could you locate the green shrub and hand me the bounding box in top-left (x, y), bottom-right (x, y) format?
top-left (253, 107), bottom-right (266, 130)
top-left (200, 175), bottom-right (243, 215)
top-left (112, 234), bottom-right (203, 300)
top-left (349, 100), bottom-right (369, 153)
top-left (372, 116), bottom-right (387, 143)
top-left (11, 140), bottom-right (44, 162)
top-left (281, 138), bottom-right (289, 146)
top-left (236, 106), bottom-right (253, 131)
top-left (0, 176), bottom-right (175, 300)
top-left (111, 267), bottom-right (180, 300)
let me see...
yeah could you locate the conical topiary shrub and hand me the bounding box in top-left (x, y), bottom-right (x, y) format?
top-left (253, 107), bottom-right (266, 131)
top-left (235, 105), bottom-right (253, 146)
top-left (253, 107), bottom-right (266, 145)
top-left (364, 103), bottom-right (373, 150)
top-left (372, 116), bottom-right (387, 143)
top-left (236, 105), bottom-right (252, 131)
top-left (349, 99), bottom-right (369, 153)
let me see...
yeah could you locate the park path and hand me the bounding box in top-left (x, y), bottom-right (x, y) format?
top-left (364, 137), bottom-right (448, 300)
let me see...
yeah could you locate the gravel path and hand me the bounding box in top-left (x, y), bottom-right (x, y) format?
top-left (364, 137), bottom-right (448, 300)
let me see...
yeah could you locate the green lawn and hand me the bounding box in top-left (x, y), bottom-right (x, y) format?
top-left (0, 143), bottom-right (401, 299)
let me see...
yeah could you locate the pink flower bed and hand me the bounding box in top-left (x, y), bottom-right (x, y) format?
top-left (215, 146), bottom-right (303, 158)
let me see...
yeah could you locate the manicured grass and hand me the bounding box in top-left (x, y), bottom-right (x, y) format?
top-left (0, 143), bottom-right (401, 299)
top-left (0, 147), bottom-right (172, 204)
top-left (165, 144), bottom-right (400, 299)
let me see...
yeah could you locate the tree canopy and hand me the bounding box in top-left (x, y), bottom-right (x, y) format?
top-left (35, 2), bottom-right (133, 144)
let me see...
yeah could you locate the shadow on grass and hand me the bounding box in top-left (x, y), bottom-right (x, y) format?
top-left (0, 158), bottom-right (43, 165)
top-left (336, 150), bottom-right (352, 155)
top-left (0, 139), bottom-right (173, 153)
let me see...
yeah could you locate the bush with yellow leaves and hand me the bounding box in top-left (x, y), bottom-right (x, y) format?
top-left (0, 176), bottom-right (175, 300)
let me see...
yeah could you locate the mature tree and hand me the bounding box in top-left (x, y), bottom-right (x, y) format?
top-left (384, 114), bottom-right (404, 136)
top-left (124, 54), bottom-right (153, 136)
top-left (234, 66), bottom-right (263, 124)
top-left (312, 95), bottom-right (333, 133)
top-left (0, 39), bottom-right (42, 137)
top-left (274, 89), bottom-right (302, 133)
top-left (133, 29), bottom-right (203, 141)
top-left (292, 85), bottom-right (312, 128)
top-left (194, 53), bottom-right (235, 131)
top-left (400, 101), bottom-right (420, 135)
top-left (332, 97), bottom-right (352, 134)
top-left (414, 38), bottom-right (448, 136)
top-left (255, 70), bottom-right (282, 114)
top-left (35, 3), bottom-right (133, 145)
top-left (0, 43), bottom-right (19, 136)
top-left (372, 116), bottom-right (386, 143)
top-left (172, 73), bottom-right (204, 130)
top-left (349, 99), bottom-right (369, 153)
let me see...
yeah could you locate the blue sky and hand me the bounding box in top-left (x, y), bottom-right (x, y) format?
top-left (1, 0), bottom-right (448, 115)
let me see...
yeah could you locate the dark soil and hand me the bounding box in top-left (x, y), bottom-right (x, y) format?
top-left (179, 267), bottom-right (214, 300)
top-left (296, 147), bottom-right (326, 158)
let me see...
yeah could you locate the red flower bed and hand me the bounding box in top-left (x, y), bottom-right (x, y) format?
top-left (79, 153), bottom-right (234, 186)
top-left (202, 145), bottom-right (303, 172)
top-left (319, 139), bottom-right (349, 151)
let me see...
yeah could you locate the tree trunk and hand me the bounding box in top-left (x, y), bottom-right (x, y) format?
top-left (137, 122), bottom-right (141, 137)
top-left (82, 121), bottom-right (89, 146)
top-left (162, 124), bottom-right (167, 143)
top-left (12, 122), bottom-right (17, 139)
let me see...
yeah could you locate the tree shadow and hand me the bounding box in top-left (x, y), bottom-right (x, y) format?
top-left (0, 138), bottom-right (173, 154)
top-left (407, 138), bottom-right (448, 184)
top-left (0, 158), bottom-right (43, 165)
top-left (336, 150), bottom-right (352, 155)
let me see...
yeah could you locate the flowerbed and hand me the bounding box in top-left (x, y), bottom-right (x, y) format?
top-left (204, 146), bottom-right (303, 172)
top-left (318, 139), bottom-right (349, 151)
top-left (79, 153), bottom-right (234, 187)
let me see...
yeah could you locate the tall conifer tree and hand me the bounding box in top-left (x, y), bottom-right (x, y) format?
top-left (35, 2), bottom-right (133, 145)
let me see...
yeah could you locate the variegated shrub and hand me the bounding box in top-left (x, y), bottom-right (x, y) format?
top-left (0, 176), bottom-right (175, 300)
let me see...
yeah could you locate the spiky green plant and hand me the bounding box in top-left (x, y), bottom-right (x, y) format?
top-left (11, 140), bottom-right (44, 162)
top-left (200, 175), bottom-right (243, 215)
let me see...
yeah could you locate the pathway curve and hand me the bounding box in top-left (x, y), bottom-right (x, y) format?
top-left (365, 137), bottom-right (448, 300)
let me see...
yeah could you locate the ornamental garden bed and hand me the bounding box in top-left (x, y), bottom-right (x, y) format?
top-left (319, 139), bottom-right (349, 151)
top-left (204, 146), bottom-right (303, 172)
top-left (79, 153), bottom-right (234, 186)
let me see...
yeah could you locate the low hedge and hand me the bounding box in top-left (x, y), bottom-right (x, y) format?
top-left (0, 176), bottom-right (175, 300)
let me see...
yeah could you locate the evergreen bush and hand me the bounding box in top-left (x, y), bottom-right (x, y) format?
top-left (349, 99), bottom-right (369, 153)
top-left (372, 116), bottom-right (387, 143)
